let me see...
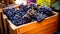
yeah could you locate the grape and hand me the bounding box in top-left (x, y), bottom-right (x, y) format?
top-left (8, 16), bottom-right (13, 20)
top-left (15, 10), bottom-right (20, 14)
top-left (36, 13), bottom-right (45, 22)
top-left (6, 9), bottom-right (13, 17)
top-left (29, 3), bottom-right (37, 9)
top-left (13, 14), bottom-right (21, 20)
top-left (44, 8), bottom-right (53, 16)
top-left (21, 12), bottom-right (27, 16)
top-left (3, 4), bottom-right (53, 26)
top-left (3, 9), bottom-right (8, 15)
top-left (11, 8), bottom-right (16, 15)
top-left (16, 20), bottom-right (23, 26)
top-left (11, 19), bottom-right (17, 24)
top-left (11, 8), bottom-right (15, 11)
top-left (19, 4), bottom-right (24, 8)
top-left (11, 15), bottom-right (23, 26)
top-left (22, 17), bottom-right (31, 23)
top-left (31, 19), bottom-right (36, 22)
top-left (43, 14), bottom-right (47, 18)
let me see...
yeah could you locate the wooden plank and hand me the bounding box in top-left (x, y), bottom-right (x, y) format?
top-left (0, 9), bottom-right (4, 34)
top-left (0, 3), bottom-right (4, 34)
top-left (0, 3), bottom-right (3, 9)
top-left (3, 15), bottom-right (8, 34)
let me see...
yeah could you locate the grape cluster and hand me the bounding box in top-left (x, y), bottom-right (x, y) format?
top-left (3, 4), bottom-right (53, 26)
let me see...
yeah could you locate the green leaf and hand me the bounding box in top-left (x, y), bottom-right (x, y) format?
top-left (52, 1), bottom-right (60, 10)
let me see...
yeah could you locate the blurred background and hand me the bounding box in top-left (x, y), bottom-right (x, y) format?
top-left (0, 0), bottom-right (60, 12)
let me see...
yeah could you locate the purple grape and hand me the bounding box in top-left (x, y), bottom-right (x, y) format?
top-left (3, 4), bottom-right (53, 26)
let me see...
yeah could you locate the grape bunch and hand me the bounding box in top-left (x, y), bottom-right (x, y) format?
top-left (3, 4), bottom-right (53, 26)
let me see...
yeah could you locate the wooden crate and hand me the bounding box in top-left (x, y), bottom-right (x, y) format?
top-left (3, 11), bottom-right (59, 34)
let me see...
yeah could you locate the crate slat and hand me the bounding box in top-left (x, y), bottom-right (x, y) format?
top-left (0, 10), bottom-right (4, 34)
top-left (3, 15), bottom-right (9, 34)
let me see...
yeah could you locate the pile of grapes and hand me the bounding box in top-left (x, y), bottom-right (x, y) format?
top-left (3, 4), bottom-right (53, 26)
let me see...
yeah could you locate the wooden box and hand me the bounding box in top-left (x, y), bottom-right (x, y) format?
top-left (3, 11), bottom-right (59, 34)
